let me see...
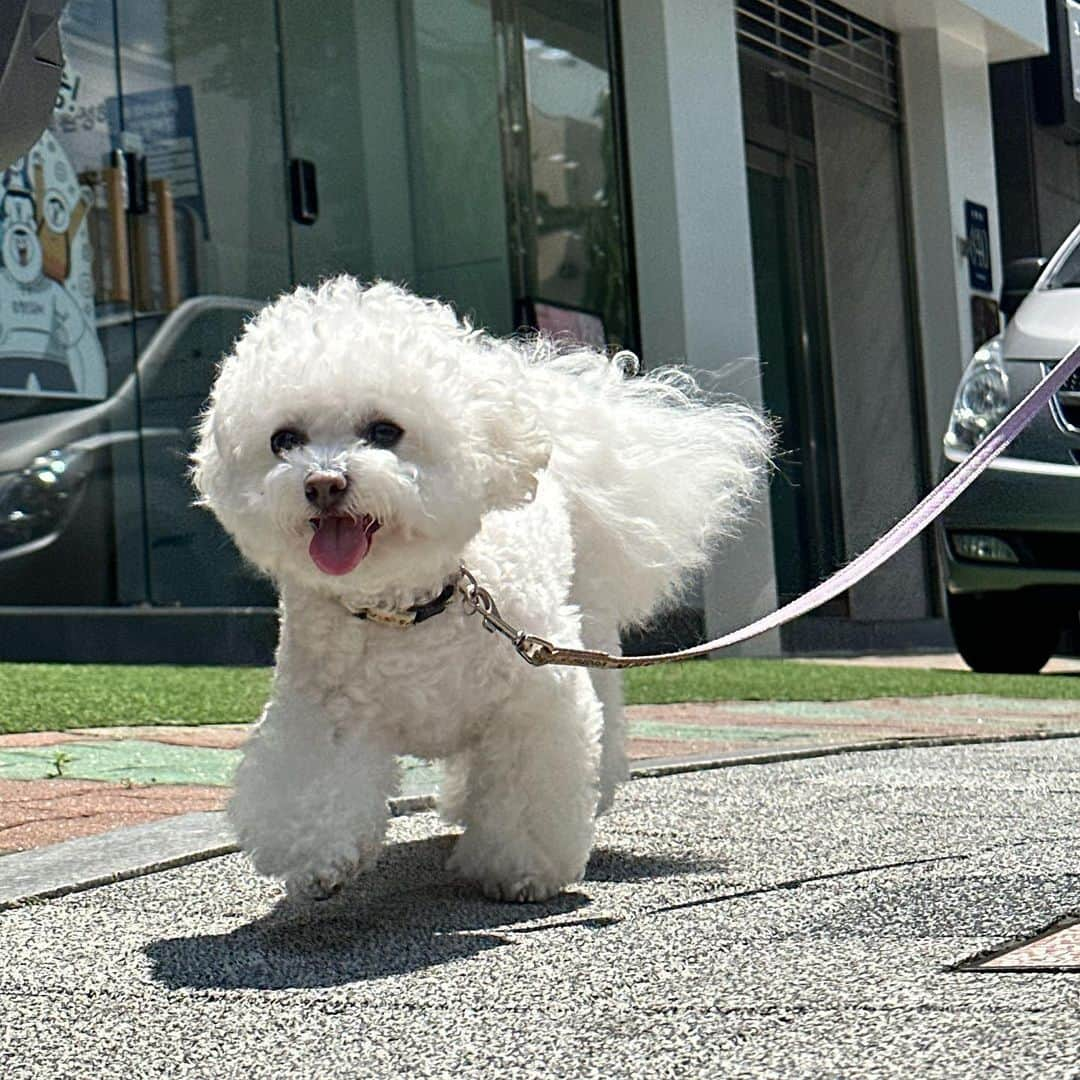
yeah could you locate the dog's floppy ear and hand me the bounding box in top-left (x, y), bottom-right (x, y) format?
top-left (467, 354), bottom-right (552, 511)
top-left (190, 402), bottom-right (226, 510)
top-left (190, 368), bottom-right (248, 517)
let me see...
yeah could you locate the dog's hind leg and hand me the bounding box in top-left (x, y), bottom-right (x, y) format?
top-left (592, 665), bottom-right (627, 815)
top-left (446, 668), bottom-right (602, 902)
top-left (229, 696), bottom-right (398, 900)
top-left (578, 614), bottom-right (627, 815)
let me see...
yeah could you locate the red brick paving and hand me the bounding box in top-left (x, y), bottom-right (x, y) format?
top-left (0, 719), bottom-right (684, 856)
top-left (0, 726), bottom-right (247, 855)
top-left (0, 778), bottom-right (228, 853)
top-left (627, 699), bottom-right (1080, 744)
top-left (0, 724), bottom-right (251, 750)
top-left (3, 694), bottom-right (1078, 856)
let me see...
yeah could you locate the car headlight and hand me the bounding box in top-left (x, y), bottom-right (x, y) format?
top-left (945, 337), bottom-right (1011, 451)
top-left (0, 447), bottom-right (92, 550)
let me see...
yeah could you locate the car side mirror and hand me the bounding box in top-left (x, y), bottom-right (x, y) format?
top-left (0, 0), bottom-right (65, 169)
top-left (1000, 256), bottom-right (1048, 320)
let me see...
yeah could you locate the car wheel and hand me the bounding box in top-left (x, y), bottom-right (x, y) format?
top-left (947, 593), bottom-right (1060, 674)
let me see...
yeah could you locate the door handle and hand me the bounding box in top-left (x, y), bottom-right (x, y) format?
top-left (289, 158), bottom-right (318, 225)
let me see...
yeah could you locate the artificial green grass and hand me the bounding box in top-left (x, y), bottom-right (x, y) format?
top-left (0, 664), bottom-right (271, 735)
top-left (623, 658), bottom-right (1079, 706)
top-left (0, 659), bottom-right (1075, 736)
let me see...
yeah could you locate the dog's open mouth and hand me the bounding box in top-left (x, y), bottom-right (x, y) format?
top-left (308, 513), bottom-right (380, 575)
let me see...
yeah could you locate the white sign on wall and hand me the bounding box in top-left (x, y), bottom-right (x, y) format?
top-left (1069, 0), bottom-right (1080, 104)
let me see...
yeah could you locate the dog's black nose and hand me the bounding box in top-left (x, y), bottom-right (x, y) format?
top-left (305, 470), bottom-right (348, 509)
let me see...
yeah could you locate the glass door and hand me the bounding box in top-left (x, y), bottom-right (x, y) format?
top-left (493, 0), bottom-right (636, 350)
top-left (277, 0), bottom-right (514, 332)
top-left (742, 59), bottom-right (845, 607)
top-left (2, 0), bottom-right (524, 612)
top-left (0, 0), bottom-right (140, 606)
top-left (117, 0), bottom-right (520, 606)
top-left (114, 0), bottom-right (292, 606)
top-left (741, 50), bottom-right (932, 620)
top-left (746, 143), bottom-right (845, 605)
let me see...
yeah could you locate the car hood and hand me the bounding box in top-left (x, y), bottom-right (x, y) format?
top-left (0, 402), bottom-right (119, 474)
top-left (1003, 288), bottom-right (1080, 360)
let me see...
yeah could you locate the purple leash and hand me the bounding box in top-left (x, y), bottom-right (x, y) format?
top-left (461, 341), bottom-right (1080, 668)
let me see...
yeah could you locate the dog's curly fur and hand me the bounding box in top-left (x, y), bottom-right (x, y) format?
top-left (192, 277), bottom-right (769, 902)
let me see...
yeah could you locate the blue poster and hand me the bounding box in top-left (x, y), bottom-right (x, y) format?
top-left (105, 86), bottom-right (208, 238)
top-left (964, 200), bottom-right (993, 293)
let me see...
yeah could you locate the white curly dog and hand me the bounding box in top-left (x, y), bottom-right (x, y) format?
top-left (193, 278), bottom-right (768, 903)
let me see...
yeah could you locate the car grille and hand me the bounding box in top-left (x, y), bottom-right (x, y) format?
top-left (1048, 362), bottom-right (1080, 429)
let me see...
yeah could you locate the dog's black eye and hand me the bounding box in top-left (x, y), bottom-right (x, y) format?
top-left (363, 420), bottom-right (404, 449)
top-left (270, 428), bottom-right (307, 456)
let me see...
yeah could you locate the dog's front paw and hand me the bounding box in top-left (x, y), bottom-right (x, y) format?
top-left (285, 855), bottom-right (363, 902)
top-left (272, 837), bottom-right (381, 903)
top-left (478, 873), bottom-right (566, 904)
top-left (448, 831), bottom-right (579, 904)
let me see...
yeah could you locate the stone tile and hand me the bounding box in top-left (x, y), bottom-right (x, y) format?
top-left (0, 778), bottom-right (228, 854)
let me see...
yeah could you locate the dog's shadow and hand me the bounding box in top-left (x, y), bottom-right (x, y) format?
top-left (146, 837), bottom-right (724, 990)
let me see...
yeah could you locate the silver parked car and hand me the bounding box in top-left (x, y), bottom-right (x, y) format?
top-left (940, 227), bottom-right (1080, 673)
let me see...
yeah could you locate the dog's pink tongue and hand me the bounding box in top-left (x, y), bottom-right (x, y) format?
top-left (309, 517), bottom-right (373, 576)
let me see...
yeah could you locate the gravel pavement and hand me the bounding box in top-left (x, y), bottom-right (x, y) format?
top-left (3, 740), bottom-right (1080, 1078)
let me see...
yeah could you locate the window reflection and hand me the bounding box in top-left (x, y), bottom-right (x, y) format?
top-left (0, 0), bottom-right (134, 607)
top-left (114, 0), bottom-right (289, 605)
top-left (501, 0), bottom-right (633, 348)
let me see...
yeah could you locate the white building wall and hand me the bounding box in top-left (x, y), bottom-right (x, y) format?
top-left (617, 0), bottom-right (780, 655)
top-left (832, 6), bottom-right (1047, 445)
top-left (961, 0), bottom-right (1049, 47)
top-left (844, 1), bottom-right (1046, 59)
top-left (614, 0), bottom-right (1047, 652)
top-left (902, 28), bottom-right (1003, 439)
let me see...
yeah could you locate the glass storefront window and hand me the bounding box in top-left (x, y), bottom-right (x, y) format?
top-left (0, 0), bottom-right (632, 643)
top-left (0, 0), bottom-right (138, 606)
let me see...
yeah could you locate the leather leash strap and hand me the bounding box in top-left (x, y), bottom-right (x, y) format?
top-left (461, 342), bottom-right (1080, 670)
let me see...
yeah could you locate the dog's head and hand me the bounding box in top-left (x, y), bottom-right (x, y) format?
top-left (192, 278), bottom-right (551, 595)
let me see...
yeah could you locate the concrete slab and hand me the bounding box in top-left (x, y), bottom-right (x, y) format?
top-left (0, 791), bottom-right (439, 912)
top-left (0, 811), bottom-right (236, 910)
top-left (3, 741), bottom-right (1080, 1078)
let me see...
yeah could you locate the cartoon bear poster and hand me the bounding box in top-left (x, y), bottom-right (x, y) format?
top-left (0, 122), bottom-right (106, 399)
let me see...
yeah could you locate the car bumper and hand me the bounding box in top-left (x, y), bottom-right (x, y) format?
top-left (939, 447), bottom-right (1080, 596)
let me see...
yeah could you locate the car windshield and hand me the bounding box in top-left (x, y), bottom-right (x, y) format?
top-left (1046, 237), bottom-right (1080, 288)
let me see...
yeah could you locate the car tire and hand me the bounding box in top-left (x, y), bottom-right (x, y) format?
top-left (947, 592), bottom-right (1060, 674)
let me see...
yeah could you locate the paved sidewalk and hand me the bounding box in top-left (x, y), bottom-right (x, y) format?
top-left (3, 691), bottom-right (1080, 853)
top-left (2, 740), bottom-right (1080, 1078)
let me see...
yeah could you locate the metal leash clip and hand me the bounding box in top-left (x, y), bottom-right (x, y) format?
top-left (458, 566), bottom-right (555, 666)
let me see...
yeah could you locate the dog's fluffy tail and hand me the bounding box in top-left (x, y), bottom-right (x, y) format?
top-left (525, 341), bottom-right (772, 630)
